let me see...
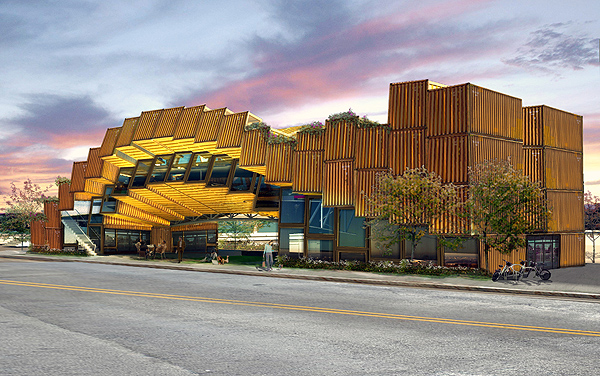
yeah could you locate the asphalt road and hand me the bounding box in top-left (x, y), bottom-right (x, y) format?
top-left (1, 259), bottom-right (599, 376)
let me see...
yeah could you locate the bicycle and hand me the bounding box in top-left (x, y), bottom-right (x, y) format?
top-left (519, 260), bottom-right (551, 280)
top-left (492, 259), bottom-right (522, 281)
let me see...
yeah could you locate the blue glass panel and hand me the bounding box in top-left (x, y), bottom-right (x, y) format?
top-left (281, 189), bottom-right (305, 224)
top-left (308, 199), bottom-right (334, 234)
top-left (167, 153), bottom-right (191, 182)
top-left (187, 153), bottom-right (210, 182)
top-left (338, 209), bottom-right (366, 247)
top-left (230, 166), bottom-right (254, 191)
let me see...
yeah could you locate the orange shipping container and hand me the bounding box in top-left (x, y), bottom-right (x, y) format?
top-left (354, 169), bottom-right (387, 217)
top-left (354, 127), bottom-right (389, 169)
top-left (58, 183), bottom-right (74, 211)
top-left (388, 80), bottom-right (428, 130)
top-left (70, 161), bottom-right (87, 193)
top-left (559, 233), bottom-right (585, 267)
top-left (324, 120), bottom-right (355, 161)
top-left (265, 143), bottom-right (293, 184)
top-left (523, 106), bottom-right (583, 152)
top-left (547, 190), bottom-right (584, 232)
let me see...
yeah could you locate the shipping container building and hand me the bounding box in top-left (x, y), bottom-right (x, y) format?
top-left (31, 79), bottom-right (584, 270)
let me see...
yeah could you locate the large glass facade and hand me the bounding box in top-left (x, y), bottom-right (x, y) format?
top-left (103, 229), bottom-right (149, 254)
top-left (280, 189), bottom-right (305, 224)
top-left (167, 153), bottom-right (191, 182)
top-left (369, 221), bottom-right (401, 259)
top-left (187, 153), bottom-right (211, 182)
top-left (443, 237), bottom-right (478, 268)
top-left (406, 233), bottom-right (437, 262)
top-left (115, 167), bottom-right (133, 194)
top-left (338, 209), bottom-right (366, 247)
top-left (307, 239), bottom-right (333, 260)
top-left (148, 155), bottom-right (173, 183)
top-left (308, 199), bottom-right (334, 234)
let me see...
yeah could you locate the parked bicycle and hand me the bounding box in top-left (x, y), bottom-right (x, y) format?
top-left (492, 259), bottom-right (522, 281)
top-left (519, 260), bottom-right (551, 281)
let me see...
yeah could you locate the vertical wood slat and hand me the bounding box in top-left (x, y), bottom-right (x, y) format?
top-left (98, 127), bottom-right (120, 157)
top-left (292, 150), bottom-right (323, 193)
top-left (324, 120), bottom-right (355, 161)
top-left (481, 243), bottom-right (526, 272)
top-left (560, 233), bottom-right (585, 267)
top-left (265, 143), bottom-right (293, 183)
top-left (355, 127), bottom-right (389, 169)
top-left (70, 161), bottom-right (87, 193)
top-left (239, 129), bottom-right (268, 167)
top-left (151, 227), bottom-right (173, 252)
top-left (425, 135), bottom-right (468, 184)
top-left (84, 180), bottom-right (105, 197)
top-left (323, 160), bottom-right (354, 207)
top-left (116, 202), bottom-right (171, 226)
top-left (44, 201), bottom-right (61, 228)
top-left (103, 216), bottom-right (152, 231)
top-left (544, 148), bottom-right (583, 191)
top-left (153, 106), bottom-right (184, 138)
top-left (470, 135), bottom-right (524, 172)
top-left (30, 220), bottom-right (46, 247)
top-left (388, 80), bottom-right (427, 130)
top-left (173, 105), bottom-right (206, 140)
top-left (115, 117), bottom-right (139, 147)
top-left (296, 131), bottom-right (325, 151)
top-left (195, 108), bottom-right (227, 143)
top-left (524, 106), bottom-right (583, 152)
top-left (217, 112), bottom-right (248, 148)
top-left (547, 190), bottom-right (584, 232)
top-left (58, 183), bottom-right (74, 211)
top-left (354, 169), bottom-right (387, 217)
top-left (133, 109), bottom-right (162, 141)
top-left (389, 129), bottom-right (425, 175)
top-left (101, 160), bottom-right (119, 183)
top-left (524, 147), bottom-right (545, 186)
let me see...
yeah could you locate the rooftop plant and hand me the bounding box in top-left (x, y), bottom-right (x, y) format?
top-left (297, 121), bottom-right (325, 135)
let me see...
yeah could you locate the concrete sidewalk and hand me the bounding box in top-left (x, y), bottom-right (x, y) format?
top-left (1, 246), bottom-right (599, 300)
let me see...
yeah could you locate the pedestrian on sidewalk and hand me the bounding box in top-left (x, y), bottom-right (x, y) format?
top-left (263, 240), bottom-right (274, 271)
top-left (177, 237), bottom-right (185, 263)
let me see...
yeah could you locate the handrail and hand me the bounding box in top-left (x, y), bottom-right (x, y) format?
top-left (61, 209), bottom-right (98, 252)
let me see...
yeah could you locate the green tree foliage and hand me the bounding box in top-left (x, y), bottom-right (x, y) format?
top-left (467, 159), bottom-right (549, 270)
top-left (368, 167), bottom-right (460, 260)
top-left (1, 179), bottom-right (52, 249)
top-left (584, 191), bottom-right (600, 263)
top-left (218, 220), bottom-right (269, 250)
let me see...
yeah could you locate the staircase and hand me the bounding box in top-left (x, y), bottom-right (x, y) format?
top-left (62, 217), bottom-right (97, 256)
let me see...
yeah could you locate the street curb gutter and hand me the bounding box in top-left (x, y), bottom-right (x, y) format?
top-left (2, 254), bottom-right (599, 301)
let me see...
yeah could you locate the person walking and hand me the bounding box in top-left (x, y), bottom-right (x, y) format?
top-left (177, 236), bottom-right (185, 263)
top-left (263, 240), bottom-right (274, 271)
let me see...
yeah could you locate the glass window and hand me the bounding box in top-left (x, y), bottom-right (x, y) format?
top-left (187, 153), bottom-right (210, 182)
top-left (308, 199), bottom-right (334, 234)
top-left (167, 153), bottom-right (191, 182)
top-left (207, 155), bottom-right (233, 187)
top-left (281, 189), bottom-right (305, 224)
top-left (101, 186), bottom-right (117, 213)
top-left (256, 176), bottom-right (280, 197)
top-left (148, 155), bottom-right (173, 183)
top-left (279, 228), bottom-right (304, 254)
top-left (131, 159), bottom-right (153, 187)
top-left (406, 233), bottom-right (437, 262)
top-left (115, 167), bottom-right (134, 193)
top-left (89, 226), bottom-right (101, 251)
top-left (443, 237), bottom-right (478, 268)
top-left (339, 252), bottom-right (366, 262)
top-left (307, 239), bottom-right (333, 260)
top-left (230, 166), bottom-right (255, 192)
top-left (338, 209), bottom-right (366, 247)
top-left (104, 229), bottom-right (116, 248)
top-left (369, 221), bottom-right (401, 259)
top-left (91, 198), bottom-right (102, 214)
top-left (89, 214), bottom-right (103, 224)
top-left (527, 235), bottom-right (560, 269)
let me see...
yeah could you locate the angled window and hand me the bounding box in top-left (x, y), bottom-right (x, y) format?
top-left (100, 186), bottom-right (117, 213)
top-left (186, 152), bottom-right (211, 182)
top-left (130, 159), bottom-right (153, 188)
top-left (167, 153), bottom-right (192, 182)
top-left (115, 167), bottom-right (134, 194)
top-left (207, 155), bottom-right (233, 187)
top-left (148, 155), bottom-right (173, 184)
top-left (280, 189), bottom-right (305, 224)
top-left (230, 165), bottom-right (255, 192)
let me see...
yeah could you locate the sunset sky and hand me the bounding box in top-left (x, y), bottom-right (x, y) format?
top-left (1, 0), bottom-right (598, 207)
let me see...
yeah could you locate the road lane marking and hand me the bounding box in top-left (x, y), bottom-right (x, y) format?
top-left (1, 278), bottom-right (598, 337)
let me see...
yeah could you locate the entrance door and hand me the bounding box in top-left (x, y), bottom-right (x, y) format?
top-left (527, 235), bottom-right (560, 269)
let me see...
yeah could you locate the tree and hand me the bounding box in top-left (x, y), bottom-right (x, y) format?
top-left (218, 220), bottom-right (269, 250)
top-left (368, 167), bottom-right (460, 261)
top-left (1, 179), bottom-right (53, 250)
top-left (584, 191), bottom-right (600, 263)
top-left (467, 159), bottom-right (550, 271)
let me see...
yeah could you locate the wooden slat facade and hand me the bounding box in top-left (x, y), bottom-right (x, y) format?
top-left (324, 120), bottom-right (356, 161)
top-left (99, 127), bottom-right (120, 157)
top-left (173, 105), bottom-right (206, 139)
top-left (58, 183), bottom-right (74, 211)
top-left (388, 79), bottom-right (428, 130)
top-left (265, 143), bottom-right (293, 184)
top-left (560, 233), bottom-right (586, 267)
top-left (355, 127), bottom-right (389, 169)
top-left (547, 190), bottom-right (584, 232)
top-left (153, 106), bottom-right (184, 138)
top-left (217, 112), bottom-right (248, 149)
top-left (115, 117), bottom-right (139, 147)
top-left (323, 160), bottom-right (354, 207)
top-left (523, 105), bottom-right (583, 151)
top-left (292, 150), bottom-right (323, 194)
top-left (70, 161), bottom-right (87, 193)
top-left (133, 109), bottom-right (162, 141)
top-left (239, 129), bottom-right (268, 167)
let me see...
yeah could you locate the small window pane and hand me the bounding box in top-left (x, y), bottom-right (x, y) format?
top-left (307, 239), bottom-right (333, 260)
top-left (208, 155), bottom-right (233, 187)
top-left (280, 228), bottom-right (304, 254)
top-left (308, 199), bottom-right (334, 234)
top-left (338, 209), bottom-right (366, 247)
top-left (230, 166), bottom-right (254, 192)
top-left (148, 155), bottom-right (173, 183)
top-left (131, 160), bottom-right (153, 187)
top-left (187, 153), bottom-right (210, 182)
top-left (167, 153), bottom-right (191, 182)
top-left (91, 199), bottom-right (102, 214)
top-left (281, 189), bottom-right (305, 224)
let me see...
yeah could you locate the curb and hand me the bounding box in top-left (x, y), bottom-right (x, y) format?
top-left (2, 254), bottom-right (599, 301)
